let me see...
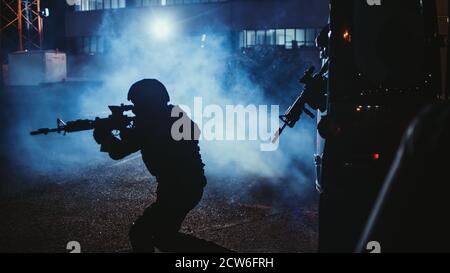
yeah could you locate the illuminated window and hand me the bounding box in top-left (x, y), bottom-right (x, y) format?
top-left (239, 31), bottom-right (244, 48)
top-left (285, 29), bottom-right (295, 49)
top-left (256, 30), bottom-right (265, 45)
top-left (96, 0), bottom-right (103, 9)
top-left (76, 0), bottom-right (227, 10)
top-left (296, 29), bottom-right (305, 46)
top-left (76, 0), bottom-right (126, 11)
top-left (239, 28), bottom-right (320, 49)
top-left (276, 29), bottom-right (285, 46)
top-left (89, 0), bottom-right (95, 10)
top-left (246, 30), bottom-right (256, 47)
top-left (80, 0), bottom-right (88, 10)
top-left (266, 29), bottom-right (275, 45)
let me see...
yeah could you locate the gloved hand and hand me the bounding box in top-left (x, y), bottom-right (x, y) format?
top-left (93, 126), bottom-right (112, 144)
top-left (303, 75), bottom-right (327, 112)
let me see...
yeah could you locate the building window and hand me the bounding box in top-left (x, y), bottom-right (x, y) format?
top-left (75, 0), bottom-right (227, 10)
top-left (239, 31), bottom-right (244, 49)
top-left (75, 36), bottom-right (105, 55)
top-left (296, 29), bottom-right (305, 46)
top-left (96, 0), bottom-right (103, 9)
top-left (285, 29), bottom-right (295, 49)
top-left (266, 29), bottom-right (275, 45)
top-left (306, 29), bottom-right (317, 46)
top-left (275, 29), bottom-right (285, 46)
top-left (239, 28), bottom-right (321, 49)
top-left (256, 30), bottom-right (265, 45)
top-left (76, 0), bottom-right (126, 11)
top-left (104, 0), bottom-right (111, 9)
top-left (246, 31), bottom-right (256, 47)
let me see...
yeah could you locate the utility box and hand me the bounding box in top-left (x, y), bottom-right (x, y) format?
top-left (8, 50), bottom-right (67, 86)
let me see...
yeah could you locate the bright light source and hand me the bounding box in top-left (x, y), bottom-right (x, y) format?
top-left (372, 153), bottom-right (380, 160)
top-left (343, 29), bottom-right (351, 43)
top-left (39, 8), bottom-right (50, 18)
top-left (150, 17), bottom-right (172, 41)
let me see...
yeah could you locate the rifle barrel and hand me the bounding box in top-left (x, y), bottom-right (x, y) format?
top-left (30, 128), bottom-right (62, 135)
top-left (271, 123), bottom-right (287, 144)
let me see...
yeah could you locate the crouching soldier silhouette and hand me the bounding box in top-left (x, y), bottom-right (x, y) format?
top-left (93, 79), bottom-right (229, 252)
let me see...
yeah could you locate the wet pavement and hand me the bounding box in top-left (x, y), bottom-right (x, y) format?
top-left (0, 156), bottom-right (318, 253)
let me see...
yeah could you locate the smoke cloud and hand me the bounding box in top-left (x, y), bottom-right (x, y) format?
top-left (2, 11), bottom-right (319, 203)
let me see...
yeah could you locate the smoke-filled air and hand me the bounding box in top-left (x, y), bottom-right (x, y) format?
top-left (2, 11), bottom-right (318, 203)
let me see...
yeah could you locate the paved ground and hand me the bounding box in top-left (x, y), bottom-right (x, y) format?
top-left (0, 155), bottom-right (318, 253)
top-left (0, 84), bottom-right (318, 253)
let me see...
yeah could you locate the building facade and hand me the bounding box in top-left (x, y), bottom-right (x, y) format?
top-left (64, 0), bottom-right (329, 55)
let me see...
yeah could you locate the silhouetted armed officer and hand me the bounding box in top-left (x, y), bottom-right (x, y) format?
top-left (93, 79), bottom-right (207, 252)
top-left (305, 24), bottom-right (329, 113)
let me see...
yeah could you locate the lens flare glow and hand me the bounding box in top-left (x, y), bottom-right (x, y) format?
top-left (150, 17), bottom-right (173, 41)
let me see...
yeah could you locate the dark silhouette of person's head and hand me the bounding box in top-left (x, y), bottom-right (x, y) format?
top-left (128, 79), bottom-right (170, 116)
top-left (316, 24), bottom-right (329, 59)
